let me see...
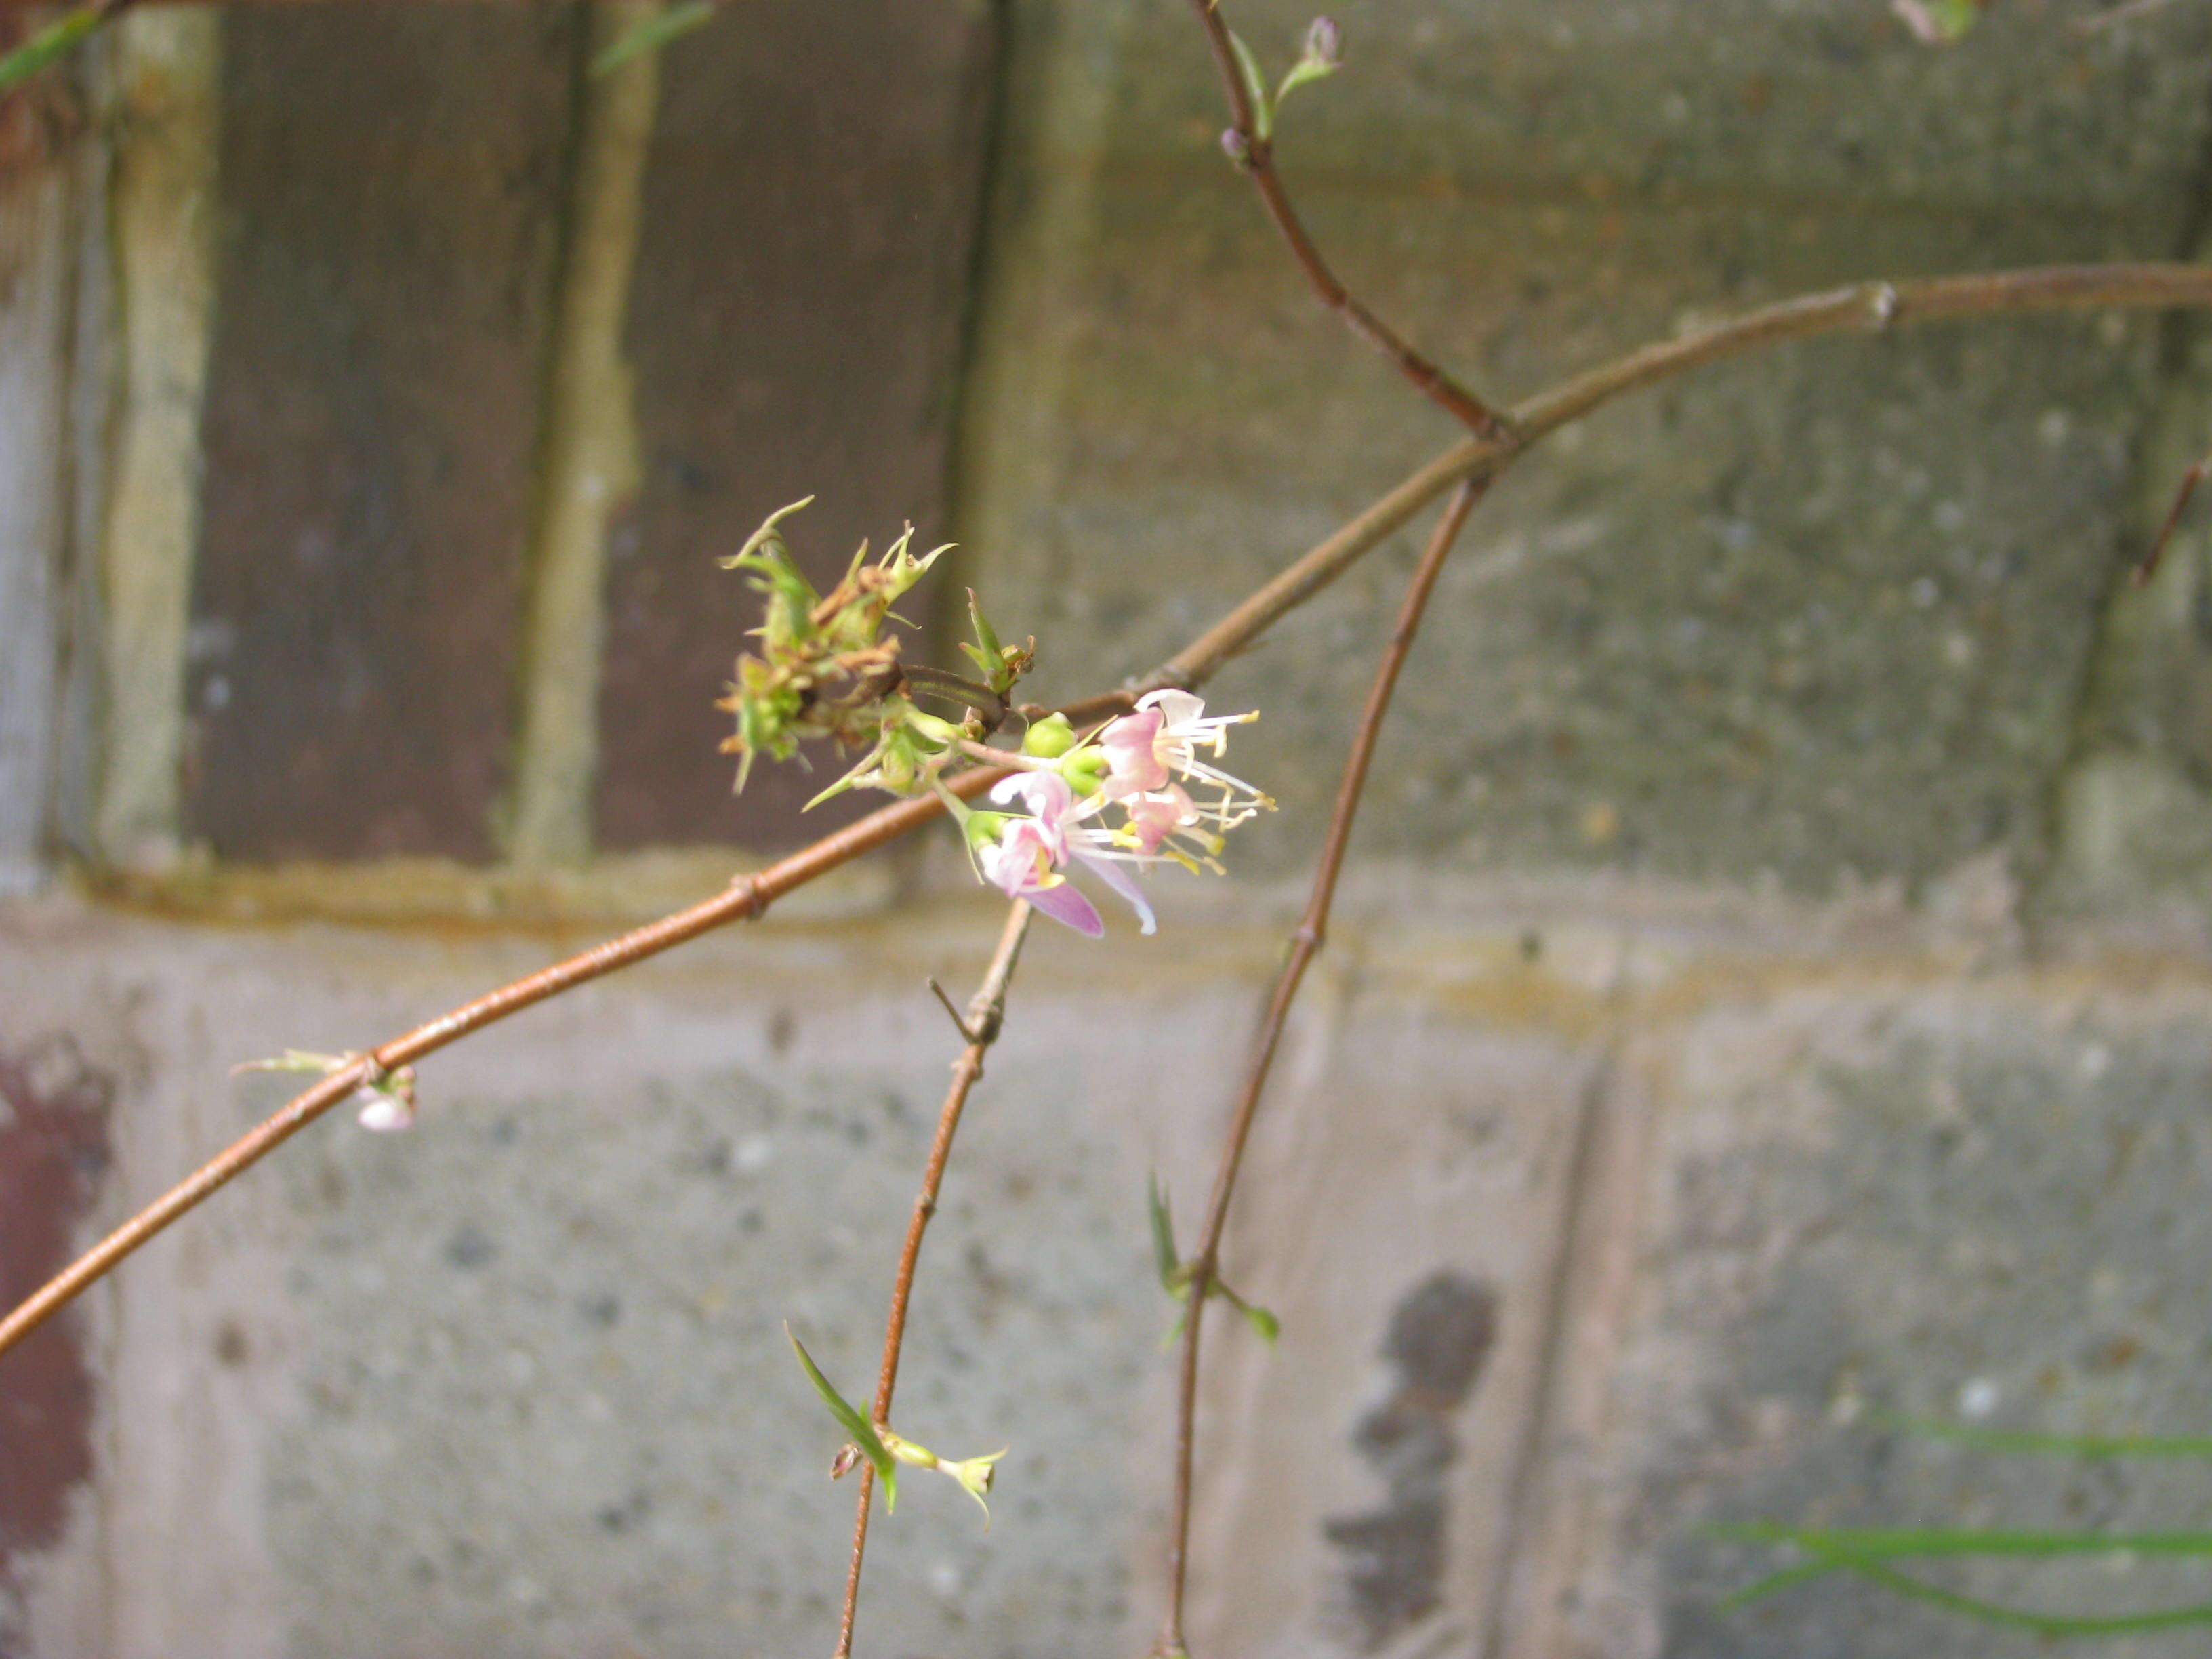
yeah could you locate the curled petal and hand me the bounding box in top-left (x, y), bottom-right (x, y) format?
top-left (1134, 688), bottom-right (1206, 729)
top-left (1099, 709), bottom-right (1170, 797)
top-left (1075, 851), bottom-right (1156, 936)
top-left (989, 770), bottom-right (1073, 819)
top-left (1021, 878), bottom-right (1105, 937)
top-left (977, 819), bottom-right (1057, 898)
top-left (1124, 785), bottom-right (1197, 854)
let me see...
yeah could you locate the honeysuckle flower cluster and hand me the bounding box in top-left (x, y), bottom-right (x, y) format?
top-left (947, 691), bottom-right (1273, 937)
top-left (717, 497), bottom-right (1269, 934)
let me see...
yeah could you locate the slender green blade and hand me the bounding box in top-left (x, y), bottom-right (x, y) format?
top-left (0, 4), bottom-right (108, 96)
top-left (966, 588), bottom-right (1002, 667)
top-left (1887, 1415), bottom-right (2212, 1460)
top-left (1715, 1559), bottom-right (1839, 1612)
top-left (1713, 1523), bottom-right (2212, 1559)
top-left (785, 1326), bottom-right (898, 1509)
top-left (1812, 1543), bottom-right (2212, 1638)
top-left (1147, 1176), bottom-right (1180, 1294)
top-left (591, 0), bottom-right (715, 77)
top-left (1274, 56), bottom-right (1336, 109)
top-left (1224, 28), bottom-right (1272, 141)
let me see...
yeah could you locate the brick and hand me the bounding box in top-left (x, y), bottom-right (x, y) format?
top-left (594, 1), bottom-right (998, 851)
top-left (184, 5), bottom-right (577, 861)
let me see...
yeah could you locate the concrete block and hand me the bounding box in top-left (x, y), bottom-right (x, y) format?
top-left (1507, 978), bottom-right (2212, 1659)
top-left (956, 0), bottom-right (2205, 897)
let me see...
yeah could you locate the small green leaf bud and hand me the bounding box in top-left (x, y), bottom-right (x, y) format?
top-left (1021, 713), bottom-right (1078, 759)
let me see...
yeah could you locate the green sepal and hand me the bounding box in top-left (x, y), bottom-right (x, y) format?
top-left (787, 1326), bottom-right (898, 1511)
top-left (722, 496), bottom-right (816, 569)
top-left (966, 589), bottom-right (1003, 671)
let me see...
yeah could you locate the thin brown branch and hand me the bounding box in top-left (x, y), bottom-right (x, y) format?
top-left (2133, 449), bottom-right (2211, 586)
top-left (1163, 262), bottom-right (2212, 692)
top-left (836, 899), bottom-right (1032, 1659)
top-left (1156, 476), bottom-right (1486, 1658)
top-left (6, 260), bottom-right (2212, 1365)
top-left (1183, 0), bottom-right (1510, 441)
top-left (0, 773), bottom-right (1012, 1364)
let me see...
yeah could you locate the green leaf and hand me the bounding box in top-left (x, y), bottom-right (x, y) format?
top-left (1274, 55), bottom-right (1336, 110)
top-left (1883, 1415), bottom-right (2212, 1459)
top-left (786, 1325), bottom-right (897, 1511)
top-left (1716, 1526), bottom-right (2212, 1635)
top-left (1216, 1278), bottom-right (1279, 1344)
top-left (591, 0), bottom-right (716, 77)
top-left (0, 3), bottom-right (108, 96)
top-left (1711, 1522), bottom-right (2212, 1560)
top-left (1806, 1542), bottom-right (2212, 1638)
top-left (1225, 28), bottom-right (1273, 142)
top-left (1147, 1176), bottom-right (1181, 1294)
top-left (1715, 1558), bottom-right (1841, 1612)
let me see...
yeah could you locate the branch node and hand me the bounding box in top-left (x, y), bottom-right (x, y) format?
top-left (348, 1049), bottom-right (393, 1092)
top-left (926, 977), bottom-right (979, 1043)
top-left (729, 871), bottom-right (774, 922)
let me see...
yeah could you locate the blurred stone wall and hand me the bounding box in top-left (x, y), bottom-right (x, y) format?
top-left (7, 3), bottom-right (2212, 1656)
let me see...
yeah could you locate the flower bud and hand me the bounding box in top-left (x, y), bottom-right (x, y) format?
top-left (964, 811), bottom-right (1015, 852)
top-left (1304, 16), bottom-right (1340, 67)
top-left (903, 708), bottom-right (966, 748)
top-left (941, 1447), bottom-right (1008, 1526)
top-left (829, 1442), bottom-right (864, 1481)
top-left (1059, 747), bottom-right (1110, 797)
top-left (1021, 712), bottom-right (1078, 759)
top-left (1220, 127), bottom-right (1250, 164)
top-left (946, 1448), bottom-right (1004, 1501)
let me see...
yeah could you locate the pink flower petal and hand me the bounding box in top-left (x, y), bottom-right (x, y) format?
top-left (1100, 709), bottom-right (1169, 796)
top-left (1124, 785), bottom-right (1196, 854)
top-left (1023, 878), bottom-right (1105, 937)
top-left (1076, 851), bottom-right (1156, 936)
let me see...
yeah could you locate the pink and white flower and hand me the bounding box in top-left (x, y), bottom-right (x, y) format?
top-left (983, 773), bottom-right (1157, 935)
top-left (976, 797), bottom-right (1103, 937)
top-left (1099, 691), bottom-right (1269, 823)
top-left (964, 692), bottom-right (1271, 937)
